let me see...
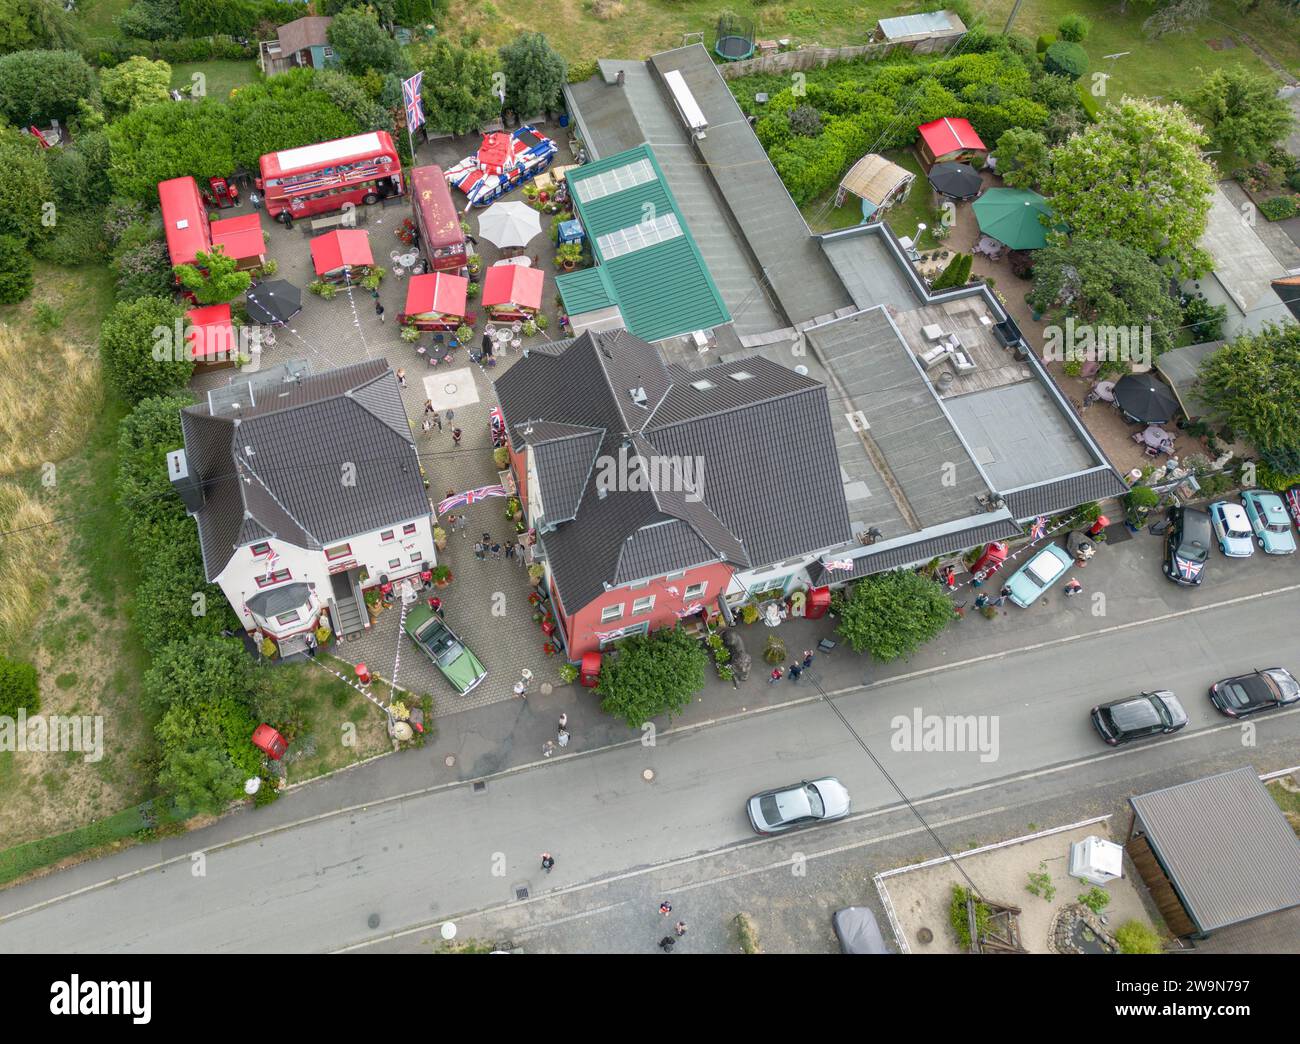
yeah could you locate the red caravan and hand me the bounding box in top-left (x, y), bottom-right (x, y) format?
top-left (256, 130), bottom-right (405, 223)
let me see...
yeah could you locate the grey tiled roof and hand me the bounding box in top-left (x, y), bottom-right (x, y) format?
top-left (181, 360), bottom-right (431, 581)
top-left (494, 328), bottom-right (852, 610)
top-left (1002, 467), bottom-right (1129, 522)
top-left (245, 582), bottom-right (313, 619)
top-left (529, 424), bottom-right (605, 525)
top-left (809, 517), bottom-right (1023, 585)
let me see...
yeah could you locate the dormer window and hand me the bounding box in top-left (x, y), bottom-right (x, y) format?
top-left (690, 380), bottom-right (715, 391)
top-left (728, 371), bottom-right (754, 382)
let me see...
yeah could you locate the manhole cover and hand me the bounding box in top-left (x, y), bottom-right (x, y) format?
top-left (540, 682), bottom-right (553, 696)
top-left (368, 913), bottom-right (381, 929)
top-left (445, 754), bottom-right (456, 767)
top-left (444, 381), bottom-right (458, 395)
top-left (642, 768), bottom-right (656, 782)
top-left (515, 887), bottom-right (529, 900)
top-left (917, 927), bottom-right (933, 944)
top-left (473, 780), bottom-right (486, 792)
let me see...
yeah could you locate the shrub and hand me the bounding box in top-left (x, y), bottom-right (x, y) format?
top-left (1116, 919), bottom-right (1162, 954)
top-left (1026, 862), bottom-right (1056, 901)
top-left (1182, 293), bottom-right (1227, 342)
top-left (557, 662), bottom-right (578, 684)
top-left (0, 236), bottom-right (34, 305)
top-left (0, 655), bottom-right (41, 716)
top-left (1288, 171), bottom-right (1300, 192)
top-left (733, 913), bottom-right (761, 954)
top-left (950, 885), bottom-right (990, 949)
top-left (99, 296), bottom-right (193, 404)
top-left (1035, 33), bottom-right (1056, 54)
top-left (31, 211), bottom-right (109, 267)
top-left (112, 238), bottom-right (173, 302)
top-left (1259, 196), bottom-right (1298, 221)
top-left (1077, 886), bottom-right (1110, 913)
top-left (1044, 41), bottom-right (1088, 80)
top-left (567, 59), bottom-right (599, 84)
top-left (789, 104), bottom-right (822, 137)
top-left (1057, 13), bottom-right (1091, 42)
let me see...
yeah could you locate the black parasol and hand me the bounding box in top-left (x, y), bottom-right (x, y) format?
top-left (244, 280), bottom-right (303, 326)
top-left (927, 161), bottom-right (982, 201)
top-left (1113, 373), bottom-right (1180, 424)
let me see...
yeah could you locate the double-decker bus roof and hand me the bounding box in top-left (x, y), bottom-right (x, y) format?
top-left (262, 132), bottom-right (390, 176)
top-left (410, 165), bottom-right (462, 249)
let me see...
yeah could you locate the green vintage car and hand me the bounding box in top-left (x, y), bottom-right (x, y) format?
top-left (403, 605), bottom-right (487, 694)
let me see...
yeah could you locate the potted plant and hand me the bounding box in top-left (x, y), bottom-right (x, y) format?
top-left (432, 564), bottom-right (452, 587)
top-left (309, 279), bottom-right (337, 298)
top-left (467, 255), bottom-right (482, 276)
top-left (493, 445), bottom-right (510, 469)
top-left (527, 591), bottom-right (542, 606)
top-left (528, 563), bottom-right (545, 586)
top-left (523, 183), bottom-right (539, 200)
top-left (400, 324), bottom-right (421, 343)
top-left (521, 319), bottom-right (538, 337)
top-left (514, 519), bottom-right (527, 534)
top-left (258, 258), bottom-right (279, 278)
top-left (460, 219), bottom-right (472, 235)
top-left (535, 313), bottom-right (549, 331)
top-left (555, 243), bottom-right (582, 271)
top-left (542, 641), bottom-right (557, 656)
top-left (455, 323), bottom-right (473, 343)
top-left (361, 266), bottom-right (385, 291)
top-left (467, 281), bottom-right (480, 297)
top-left (740, 603), bottom-right (759, 625)
top-left (763, 635), bottom-right (786, 664)
top-left (434, 526), bottom-right (447, 551)
top-left (557, 662), bottom-right (578, 684)
top-left (260, 637), bottom-right (278, 658)
top-left (506, 496), bottom-right (522, 521)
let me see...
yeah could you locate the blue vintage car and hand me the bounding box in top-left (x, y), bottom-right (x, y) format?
top-left (1208, 500), bottom-right (1254, 558)
top-left (1241, 490), bottom-right (1297, 555)
top-left (1005, 543), bottom-right (1075, 608)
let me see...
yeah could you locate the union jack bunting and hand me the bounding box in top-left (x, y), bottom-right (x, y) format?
top-left (593, 627), bottom-right (628, 644)
top-left (437, 484), bottom-right (507, 515)
top-left (402, 72), bottom-right (425, 131)
top-left (1028, 515), bottom-right (1048, 541)
top-left (674, 602), bottom-right (706, 619)
top-left (824, 558), bottom-right (855, 572)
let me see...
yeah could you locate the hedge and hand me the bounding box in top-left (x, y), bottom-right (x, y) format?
top-left (84, 35), bottom-right (256, 68)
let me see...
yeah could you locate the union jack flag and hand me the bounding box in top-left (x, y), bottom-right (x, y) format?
top-left (674, 602), bottom-right (706, 619)
top-left (403, 72), bottom-right (425, 132)
top-left (594, 626), bottom-right (628, 644)
top-left (1029, 515), bottom-right (1048, 541)
top-left (437, 484), bottom-right (507, 515)
top-left (1176, 558), bottom-right (1204, 581)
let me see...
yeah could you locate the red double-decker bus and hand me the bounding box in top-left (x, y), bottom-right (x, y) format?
top-left (257, 131), bottom-right (404, 223)
top-left (409, 165), bottom-right (467, 272)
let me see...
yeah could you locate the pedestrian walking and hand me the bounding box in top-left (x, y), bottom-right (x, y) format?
top-left (674, 921), bottom-right (687, 937)
top-left (452, 427), bottom-right (462, 446)
top-left (427, 596), bottom-right (443, 617)
top-left (557, 726), bottom-right (569, 748)
top-left (802, 650), bottom-right (814, 670)
top-left (375, 300), bottom-right (385, 322)
top-left (474, 541), bottom-right (485, 560)
top-left (421, 416), bottom-right (433, 433)
top-left (481, 332), bottom-right (492, 355)
top-left (491, 542), bottom-right (501, 560)
top-left (514, 680), bottom-right (527, 700)
top-left (769, 666), bottom-right (784, 684)
top-left (788, 663), bottom-right (802, 683)
top-left (659, 901), bottom-right (673, 916)
top-left (249, 190), bottom-right (262, 210)
top-left (973, 593), bottom-right (990, 609)
top-left (424, 399), bottom-right (436, 414)
top-left (542, 739), bottom-right (556, 757)
top-left (505, 540), bottom-right (516, 559)
top-left (305, 632), bottom-right (317, 658)
top-left (396, 368), bottom-right (407, 388)
top-left (558, 712), bottom-right (568, 731)
top-left (1064, 578), bottom-right (1082, 597)
top-left (658, 936), bottom-right (675, 952)
top-left (540, 852), bottom-right (555, 872)
top-left (455, 514), bottom-right (467, 532)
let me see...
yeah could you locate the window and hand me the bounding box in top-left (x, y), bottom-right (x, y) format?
top-left (601, 603), bottom-right (624, 623)
top-left (684, 582), bottom-right (707, 601)
top-left (629, 579), bottom-right (649, 590)
top-left (573, 157), bottom-right (655, 203)
top-left (325, 543), bottom-right (352, 561)
top-left (388, 558), bottom-right (402, 569)
top-left (380, 530), bottom-right (395, 542)
top-left (410, 553), bottom-right (422, 564)
top-left (275, 609), bottom-right (301, 626)
top-left (690, 380), bottom-right (716, 391)
top-left (632, 595), bottom-right (655, 615)
top-left (403, 523), bottom-right (418, 536)
top-left (250, 542), bottom-right (271, 556)
top-left (256, 569), bottom-right (291, 588)
top-left (728, 371), bottom-right (754, 382)
top-left (595, 213), bottom-right (684, 260)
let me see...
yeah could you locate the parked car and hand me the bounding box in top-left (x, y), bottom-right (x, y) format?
top-left (832, 907), bottom-right (891, 954)
top-left (1285, 486), bottom-right (1300, 528)
top-left (1208, 501), bottom-right (1254, 558)
top-left (1163, 506), bottom-right (1211, 585)
top-left (1209, 668), bottom-right (1300, 717)
top-left (403, 604), bottom-right (487, 694)
top-left (746, 777), bottom-right (851, 835)
top-left (1004, 543), bottom-right (1074, 608)
top-left (1241, 490), bottom-right (1297, 555)
top-left (1090, 691), bottom-right (1188, 746)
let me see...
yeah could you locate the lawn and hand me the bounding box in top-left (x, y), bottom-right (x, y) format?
top-left (170, 61), bottom-right (262, 101)
top-left (802, 150), bottom-right (948, 250)
top-left (74, 0), bottom-right (133, 40)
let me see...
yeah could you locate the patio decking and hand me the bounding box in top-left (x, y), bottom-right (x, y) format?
top-left (892, 296), bottom-right (1030, 398)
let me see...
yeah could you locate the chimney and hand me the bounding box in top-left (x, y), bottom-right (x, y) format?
top-left (167, 449), bottom-right (205, 514)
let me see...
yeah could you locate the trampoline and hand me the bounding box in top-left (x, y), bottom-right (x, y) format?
top-left (715, 13), bottom-right (756, 61)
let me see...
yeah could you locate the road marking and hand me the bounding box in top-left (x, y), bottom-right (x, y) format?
top-left (3, 583), bottom-right (1298, 924)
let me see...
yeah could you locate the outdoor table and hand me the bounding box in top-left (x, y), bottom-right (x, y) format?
top-left (1141, 425), bottom-right (1172, 448)
top-left (495, 328), bottom-right (513, 345)
top-left (1093, 380), bottom-right (1116, 403)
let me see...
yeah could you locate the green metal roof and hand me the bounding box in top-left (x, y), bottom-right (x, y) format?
top-left (562, 143), bottom-right (730, 342)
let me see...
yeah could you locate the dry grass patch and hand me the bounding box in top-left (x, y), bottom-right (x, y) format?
top-left (590, 0), bottom-right (626, 20)
top-left (0, 483), bottom-right (58, 647)
top-left (0, 323), bottom-right (103, 478)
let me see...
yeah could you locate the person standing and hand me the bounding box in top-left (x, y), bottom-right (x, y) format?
top-left (1064, 578), bottom-right (1082, 597)
top-left (452, 427), bottom-right (462, 446)
top-left (769, 666), bottom-right (784, 685)
top-left (474, 541), bottom-right (485, 560)
top-left (396, 368), bottom-right (407, 388)
top-left (558, 712), bottom-right (568, 731)
top-left (788, 662), bottom-right (802, 683)
top-left (674, 921), bottom-right (687, 938)
top-left (424, 398), bottom-right (436, 415)
top-left (375, 299), bottom-right (385, 322)
top-left (659, 901), bottom-right (672, 916)
top-left (973, 593), bottom-right (990, 610)
top-left (540, 852), bottom-right (555, 872)
top-left (305, 631), bottom-right (317, 658)
top-left (249, 190), bottom-right (262, 211)
top-left (505, 540), bottom-right (516, 560)
top-left (802, 650), bottom-right (814, 670)
top-left (557, 726), bottom-right (569, 748)
top-left (491, 542), bottom-right (501, 560)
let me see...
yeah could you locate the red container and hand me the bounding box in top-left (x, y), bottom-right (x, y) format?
top-left (542, 619), bottom-right (556, 637)
top-left (252, 723), bottom-right (288, 760)
top-left (1088, 515), bottom-right (1109, 537)
top-left (580, 651), bottom-right (602, 687)
top-left (355, 662), bottom-right (372, 685)
top-left (805, 586), bottom-right (832, 620)
top-left (970, 541), bottom-right (1008, 581)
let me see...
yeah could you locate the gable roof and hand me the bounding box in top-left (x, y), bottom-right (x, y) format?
top-left (179, 360), bottom-right (430, 581)
top-left (277, 16), bottom-right (333, 54)
top-left (494, 328), bottom-right (851, 609)
top-left (558, 143), bottom-right (730, 342)
top-left (917, 117), bottom-right (986, 156)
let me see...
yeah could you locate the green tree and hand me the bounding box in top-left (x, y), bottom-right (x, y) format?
top-left (1195, 323), bottom-right (1300, 458)
top-left (499, 32), bottom-right (567, 119)
top-left (100, 55), bottom-right (173, 115)
top-left (1042, 97), bottom-right (1215, 276)
top-left (0, 137), bottom-right (54, 246)
top-left (174, 246), bottom-right (251, 306)
top-left (1027, 239), bottom-right (1181, 356)
top-left (0, 234), bottom-right (34, 304)
top-left (98, 296), bottom-right (193, 405)
top-left (931, 253), bottom-right (972, 290)
top-left (1043, 40), bottom-right (1088, 80)
top-left (834, 570), bottom-right (954, 662)
top-left (0, 654), bottom-right (40, 716)
top-left (322, 0), bottom-right (397, 22)
top-left (143, 636), bottom-right (254, 711)
top-left (414, 36), bottom-right (500, 135)
top-left (994, 127), bottom-right (1049, 189)
top-left (1056, 13), bottom-right (1091, 41)
top-left (116, 392), bottom-right (195, 539)
top-left (596, 627), bottom-right (708, 728)
top-left (0, 49), bottom-right (97, 126)
top-left (115, 0), bottom-right (181, 41)
top-left (327, 7), bottom-right (406, 77)
top-left (0, 0), bottom-right (36, 54)
top-left (0, 0), bottom-right (83, 54)
top-left (107, 100), bottom-right (236, 201)
top-left (46, 130), bottom-right (113, 212)
top-left (157, 743), bottom-right (244, 814)
top-left (1180, 66), bottom-right (1293, 163)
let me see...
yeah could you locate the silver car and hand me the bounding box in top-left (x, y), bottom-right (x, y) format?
top-left (1209, 500), bottom-right (1254, 558)
top-left (746, 777), bottom-right (851, 835)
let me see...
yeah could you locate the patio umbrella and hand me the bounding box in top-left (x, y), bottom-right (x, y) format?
top-left (476, 201), bottom-right (542, 249)
top-left (244, 280), bottom-right (302, 326)
top-left (927, 161), bottom-right (982, 201)
top-left (1113, 373), bottom-right (1180, 424)
top-left (972, 188), bottom-right (1058, 250)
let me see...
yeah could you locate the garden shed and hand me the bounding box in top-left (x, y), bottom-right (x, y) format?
top-left (836, 153), bottom-right (915, 220)
top-left (916, 117), bottom-right (987, 168)
top-left (871, 11), bottom-right (967, 54)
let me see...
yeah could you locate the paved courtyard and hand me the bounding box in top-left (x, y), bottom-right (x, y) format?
top-left (189, 121), bottom-right (582, 714)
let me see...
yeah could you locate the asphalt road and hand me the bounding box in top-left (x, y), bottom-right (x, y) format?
top-left (2, 585), bottom-right (1297, 953)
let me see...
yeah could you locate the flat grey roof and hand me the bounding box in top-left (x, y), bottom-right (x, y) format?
top-left (1131, 767), bottom-right (1300, 933)
top-left (821, 231), bottom-right (920, 314)
top-left (877, 11), bottom-right (963, 38)
top-left (805, 308), bottom-right (990, 531)
top-left (944, 381), bottom-right (1095, 492)
top-left (648, 46), bottom-right (854, 326)
top-left (566, 59), bottom-right (784, 337)
top-left (1155, 340), bottom-right (1222, 421)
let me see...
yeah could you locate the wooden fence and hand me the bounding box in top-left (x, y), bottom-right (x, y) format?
top-left (715, 42), bottom-right (896, 80)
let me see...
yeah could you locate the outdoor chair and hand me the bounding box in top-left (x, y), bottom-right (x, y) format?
top-left (919, 343), bottom-right (949, 369)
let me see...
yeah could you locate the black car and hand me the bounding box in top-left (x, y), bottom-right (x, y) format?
top-left (1208, 668), bottom-right (1300, 718)
top-left (1090, 691), bottom-right (1188, 745)
top-left (1163, 506), bottom-right (1211, 586)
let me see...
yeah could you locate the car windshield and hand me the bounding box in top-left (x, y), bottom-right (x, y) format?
top-left (435, 639), bottom-right (465, 669)
top-left (758, 794), bottom-right (781, 825)
top-left (1265, 520), bottom-right (1289, 534)
top-left (1178, 538), bottom-right (1208, 562)
top-left (804, 784), bottom-right (826, 818)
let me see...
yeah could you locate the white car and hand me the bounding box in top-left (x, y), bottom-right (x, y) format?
top-left (1209, 500), bottom-right (1254, 557)
top-left (746, 777), bottom-right (851, 835)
